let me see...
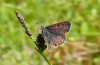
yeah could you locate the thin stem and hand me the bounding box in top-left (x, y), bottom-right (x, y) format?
top-left (15, 11), bottom-right (51, 65)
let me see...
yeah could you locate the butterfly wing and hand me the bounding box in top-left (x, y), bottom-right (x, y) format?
top-left (46, 21), bottom-right (71, 36)
top-left (50, 33), bottom-right (66, 46)
top-left (46, 21), bottom-right (71, 45)
top-left (43, 29), bottom-right (65, 51)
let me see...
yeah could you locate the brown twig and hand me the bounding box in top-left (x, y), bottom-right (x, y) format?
top-left (15, 11), bottom-right (32, 37)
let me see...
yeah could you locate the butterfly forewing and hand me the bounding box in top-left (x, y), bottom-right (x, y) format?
top-left (46, 21), bottom-right (71, 35)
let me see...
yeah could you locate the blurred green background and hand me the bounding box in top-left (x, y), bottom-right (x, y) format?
top-left (0, 0), bottom-right (100, 65)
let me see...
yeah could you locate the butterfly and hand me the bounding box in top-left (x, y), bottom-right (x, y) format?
top-left (36, 21), bottom-right (71, 52)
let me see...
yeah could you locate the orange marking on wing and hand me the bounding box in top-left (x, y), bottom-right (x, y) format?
top-left (53, 38), bottom-right (65, 45)
top-left (54, 42), bottom-right (61, 45)
top-left (64, 32), bottom-right (68, 35)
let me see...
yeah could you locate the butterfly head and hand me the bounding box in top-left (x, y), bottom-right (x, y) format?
top-left (38, 26), bottom-right (45, 34)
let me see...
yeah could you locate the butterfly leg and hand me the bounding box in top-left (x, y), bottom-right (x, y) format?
top-left (44, 36), bottom-right (52, 52)
top-left (45, 42), bottom-right (52, 52)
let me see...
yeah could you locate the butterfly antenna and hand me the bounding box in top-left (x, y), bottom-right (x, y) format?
top-left (44, 18), bottom-right (50, 26)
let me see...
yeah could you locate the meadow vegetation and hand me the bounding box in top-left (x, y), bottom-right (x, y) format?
top-left (0, 0), bottom-right (100, 65)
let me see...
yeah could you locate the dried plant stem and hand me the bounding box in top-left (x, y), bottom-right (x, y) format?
top-left (15, 11), bottom-right (32, 36)
top-left (15, 11), bottom-right (51, 65)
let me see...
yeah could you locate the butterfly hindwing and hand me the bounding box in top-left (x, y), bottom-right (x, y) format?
top-left (50, 33), bottom-right (66, 46)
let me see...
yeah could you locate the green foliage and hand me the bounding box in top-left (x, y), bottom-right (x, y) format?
top-left (0, 0), bottom-right (100, 65)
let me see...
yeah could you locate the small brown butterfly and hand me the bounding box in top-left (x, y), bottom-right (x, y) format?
top-left (36, 21), bottom-right (71, 52)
